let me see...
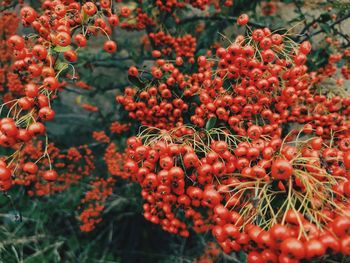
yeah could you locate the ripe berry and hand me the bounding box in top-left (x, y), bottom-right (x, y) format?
top-left (43, 170), bottom-right (58, 181)
top-left (103, 40), bottom-right (117, 53)
top-left (271, 159), bottom-right (293, 180)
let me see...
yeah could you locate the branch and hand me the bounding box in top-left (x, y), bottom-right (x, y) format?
top-left (0, 2), bottom-right (18, 12)
top-left (336, 30), bottom-right (350, 48)
top-left (64, 86), bottom-right (90, 95)
top-left (178, 15), bottom-right (267, 29)
top-left (298, 12), bottom-right (350, 42)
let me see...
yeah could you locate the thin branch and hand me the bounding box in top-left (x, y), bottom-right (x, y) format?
top-left (178, 15), bottom-right (267, 29)
top-left (0, 2), bottom-right (18, 12)
top-left (298, 12), bottom-right (350, 42)
top-left (64, 86), bottom-right (90, 95)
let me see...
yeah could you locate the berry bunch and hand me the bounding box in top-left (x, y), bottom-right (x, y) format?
top-left (114, 18), bottom-right (350, 261)
top-left (0, 1), bottom-right (121, 190)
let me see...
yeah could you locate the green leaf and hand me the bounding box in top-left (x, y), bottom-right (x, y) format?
top-left (54, 61), bottom-right (68, 71)
top-left (82, 9), bottom-right (89, 23)
top-left (205, 116), bottom-right (217, 130)
top-left (128, 75), bottom-right (145, 89)
top-left (54, 45), bottom-right (72, 53)
top-left (319, 23), bottom-right (331, 33)
top-left (238, 250), bottom-right (247, 262)
top-left (320, 13), bottom-right (331, 22)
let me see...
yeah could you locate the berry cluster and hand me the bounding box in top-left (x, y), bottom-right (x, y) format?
top-left (79, 177), bottom-right (116, 232)
top-left (114, 18), bottom-right (350, 261)
top-left (149, 32), bottom-right (197, 59)
top-left (0, 1), bottom-right (122, 190)
top-left (2, 1), bottom-right (350, 261)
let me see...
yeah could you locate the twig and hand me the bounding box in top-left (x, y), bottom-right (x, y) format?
top-left (0, 2), bottom-right (18, 12)
top-left (178, 15), bottom-right (267, 29)
top-left (298, 12), bottom-right (350, 42)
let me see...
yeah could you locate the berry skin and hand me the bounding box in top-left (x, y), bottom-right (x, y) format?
top-left (237, 14), bottom-right (249, 26)
top-left (0, 166), bottom-right (11, 181)
top-left (64, 50), bottom-right (78, 62)
top-left (23, 162), bottom-right (38, 174)
top-left (83, 2), bottom-right (97, 16)
top-left (7, 35), bottom-right (25, 50)
top-left (74, 34), bottom-right (87, 47)
top-left (43, 170), bottom-right (58, 181)
top-left (103, 40), bottom-right (117, 53)
top-left (271, 159), bottom-right (293, 180)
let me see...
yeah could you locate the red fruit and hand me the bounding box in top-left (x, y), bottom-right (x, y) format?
top-left (1, 122), bottom-right (18, 137)
top-left (103, 40), bottom-right (117, 53)
top-left (32, 45), bottom-right (47, 60)
top-left (223, 224), bottom-right (239, 239)
top-left (18, 97), bottom-right (34, 110)
top-left (271, 159), bottom-right (293, 180)
top-left (214, 205), bottom-right (230, 220)
top-left (168, 166), bottom-right (184, 180)
top-left (285, 209), bottom-right (304, 225)
top-left (271, 33), bottom-right (283, 44)
top-left (212, 161), bottom-right (226, 176)
top-left (247, 252), bottom-right (263, 263)
top-left (0, 166), bottom-right (11, 181)
top-left (280, 238), bottom-right (305, 259)
top-left (261, 49), bottom-right (275, 62)
top-left (23, 162), bottom-right (38, 174)
top-left (332, 216), bottom-right (350, 237)
top-left (0, 179), bottom-right (12, 191)
top-left (20, 6), bottom-right (37, 23)
top-left (39, 107), bottom-right (55, 121)
top-left (247, 125), bottom-right (262, 139)
top-left (159, 156), bottom-right (174, 170)
top-left (100, 0), bottom-right (111, 8)
top-left (55, 32), bottom-right (71, 47)
top-left (261, 249), bottom-right (278, 263)
top-left (43, 170), bottom-right (58, 181)
top-left (28, 122), bottom-right (46, 136)
top-left (202, 189), bottom-right (221, 207)
top-left (343, 151), bottom-right (350, 169)
top-left (124, 160), bottom-right (138, 174)
top-left (64, 50), bottom-right (77, 62)
top-left (320, 233), bottom-right (340, 252)
top-left (28, 64), bottom-right (42, 77)
top-left (299, 41), bottom-right (312, 55)
top-left (339, 138), bottom-right (350, 152)
top-left (83, 2), bottom-right (97, 16)
top-left (43, 77), bottom-right (59, 91)
top-left (237, 14), bottom-right (249, 26)
top-left (212, 225), bottom-right (226, 242)
top-left (252, 29), bottom-right (265, 42)
top-left (38, 94), bottom-right (49, 108)
top-left (305, 239), bottom-right (326, 259)
top-left (25, 83), bottom-right (39, 98)
top-left (128, 66), bottom-right (139, 76)
top-left (270, 224), bottom-right (290, 243)
top-left (183, 152), bottom-right (199, 168)
top-left (303, 124), bottom-right (313, 134)
top-left (340, 236), bottom-right (350, 256)
top-left (17, 129), bottom-right (32, 142)
top-left (310, 137), bottom-right (323, 150)
top-left (7, 35), bottom-right (25, 50)
top-left (278, 254), bottom-right (298, 263)
top-left (108, 15), bottom-right (119, 27)
top-left (74, 34), bottom-right (87, 47)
